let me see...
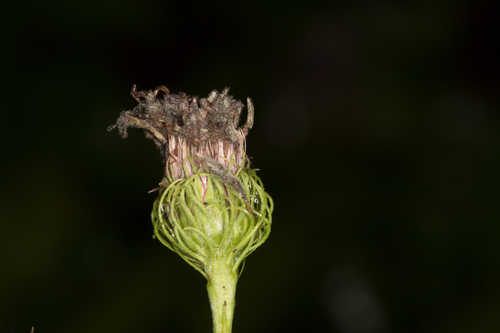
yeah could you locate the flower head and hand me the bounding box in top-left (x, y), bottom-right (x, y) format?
top-left (108, 85), bottom-right (272, 277)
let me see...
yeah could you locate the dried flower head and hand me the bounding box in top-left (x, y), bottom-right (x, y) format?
top-left (108, 85), bottom-right (254, 181)
top-left (108, 85), bottom-right (273, 277)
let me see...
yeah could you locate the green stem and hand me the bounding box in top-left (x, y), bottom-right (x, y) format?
top-left (206, 258), bottom-right (237, 333)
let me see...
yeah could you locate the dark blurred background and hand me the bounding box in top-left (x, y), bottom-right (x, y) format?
top-left (3, 1), bottom-right (500, 332)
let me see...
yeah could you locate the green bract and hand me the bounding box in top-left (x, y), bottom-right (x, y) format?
top-left (151, 168), bottom-right (273, 278)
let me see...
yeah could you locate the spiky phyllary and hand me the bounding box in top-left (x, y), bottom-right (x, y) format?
top-left (108, 85), bottom-right (273, 333)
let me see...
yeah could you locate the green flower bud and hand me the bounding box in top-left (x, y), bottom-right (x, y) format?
top-left (108, 85), bottom-right (273, 333)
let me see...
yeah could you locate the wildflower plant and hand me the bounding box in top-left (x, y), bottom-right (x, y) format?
top-left (108, 85), bottom-right (273, 333)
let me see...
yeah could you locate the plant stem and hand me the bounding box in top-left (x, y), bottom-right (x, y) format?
top-left (206, 257), bottom-right (237, 333)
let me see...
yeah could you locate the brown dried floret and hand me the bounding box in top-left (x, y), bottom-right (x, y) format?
top-left (108, 85), bottom-right (255, 186)
top-left (107, 85), bottom-right (254, 152)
